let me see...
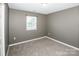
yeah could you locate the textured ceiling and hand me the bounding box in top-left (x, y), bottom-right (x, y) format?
top-left (8, 3), bottom-right (79, 14)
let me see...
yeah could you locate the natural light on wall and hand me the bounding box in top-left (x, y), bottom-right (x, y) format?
top-left (26, 16), bottom-right (37, 30)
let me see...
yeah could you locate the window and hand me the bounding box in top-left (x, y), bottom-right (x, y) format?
top-left (26, 16), bottom-right (37, 30)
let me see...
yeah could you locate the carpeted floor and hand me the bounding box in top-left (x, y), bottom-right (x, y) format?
top-left (8, 37), bottom-right (79, 56)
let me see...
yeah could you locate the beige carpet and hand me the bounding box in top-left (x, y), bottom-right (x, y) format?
top-left (8, 37), bottom-right (79, 56)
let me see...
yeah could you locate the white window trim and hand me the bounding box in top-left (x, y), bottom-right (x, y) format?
top-left (26, 16), bottom-right (37, 30)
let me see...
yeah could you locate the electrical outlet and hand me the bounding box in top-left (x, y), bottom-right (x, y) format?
top-left (14, 37), bottom-right (16, 40)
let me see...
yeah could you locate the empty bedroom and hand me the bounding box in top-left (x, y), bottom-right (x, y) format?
top-left (1, 3), bottom-right (79, 56)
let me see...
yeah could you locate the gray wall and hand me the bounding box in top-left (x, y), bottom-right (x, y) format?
top-left (47, 6), bottom-right (79, 48)
top-left (9, 9), bottom-right (47, 44)
top-left (4, 3), bottom-right (9, 55)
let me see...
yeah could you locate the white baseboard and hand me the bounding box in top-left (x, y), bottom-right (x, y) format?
top-left (45, 36), bottom-right (79, 51)
top-left (9, 36), bottom-right (46, 46)
top-left (6, 46), bottom-right (10, 56)
top-left (9, 36), bottom-right (79, 52)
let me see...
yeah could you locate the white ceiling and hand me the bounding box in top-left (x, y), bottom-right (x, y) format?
top-left (8, 3), bottom-right (79, 14)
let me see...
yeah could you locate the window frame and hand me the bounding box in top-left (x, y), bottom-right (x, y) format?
top-left (26, 15), bottom-right (37, 30)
